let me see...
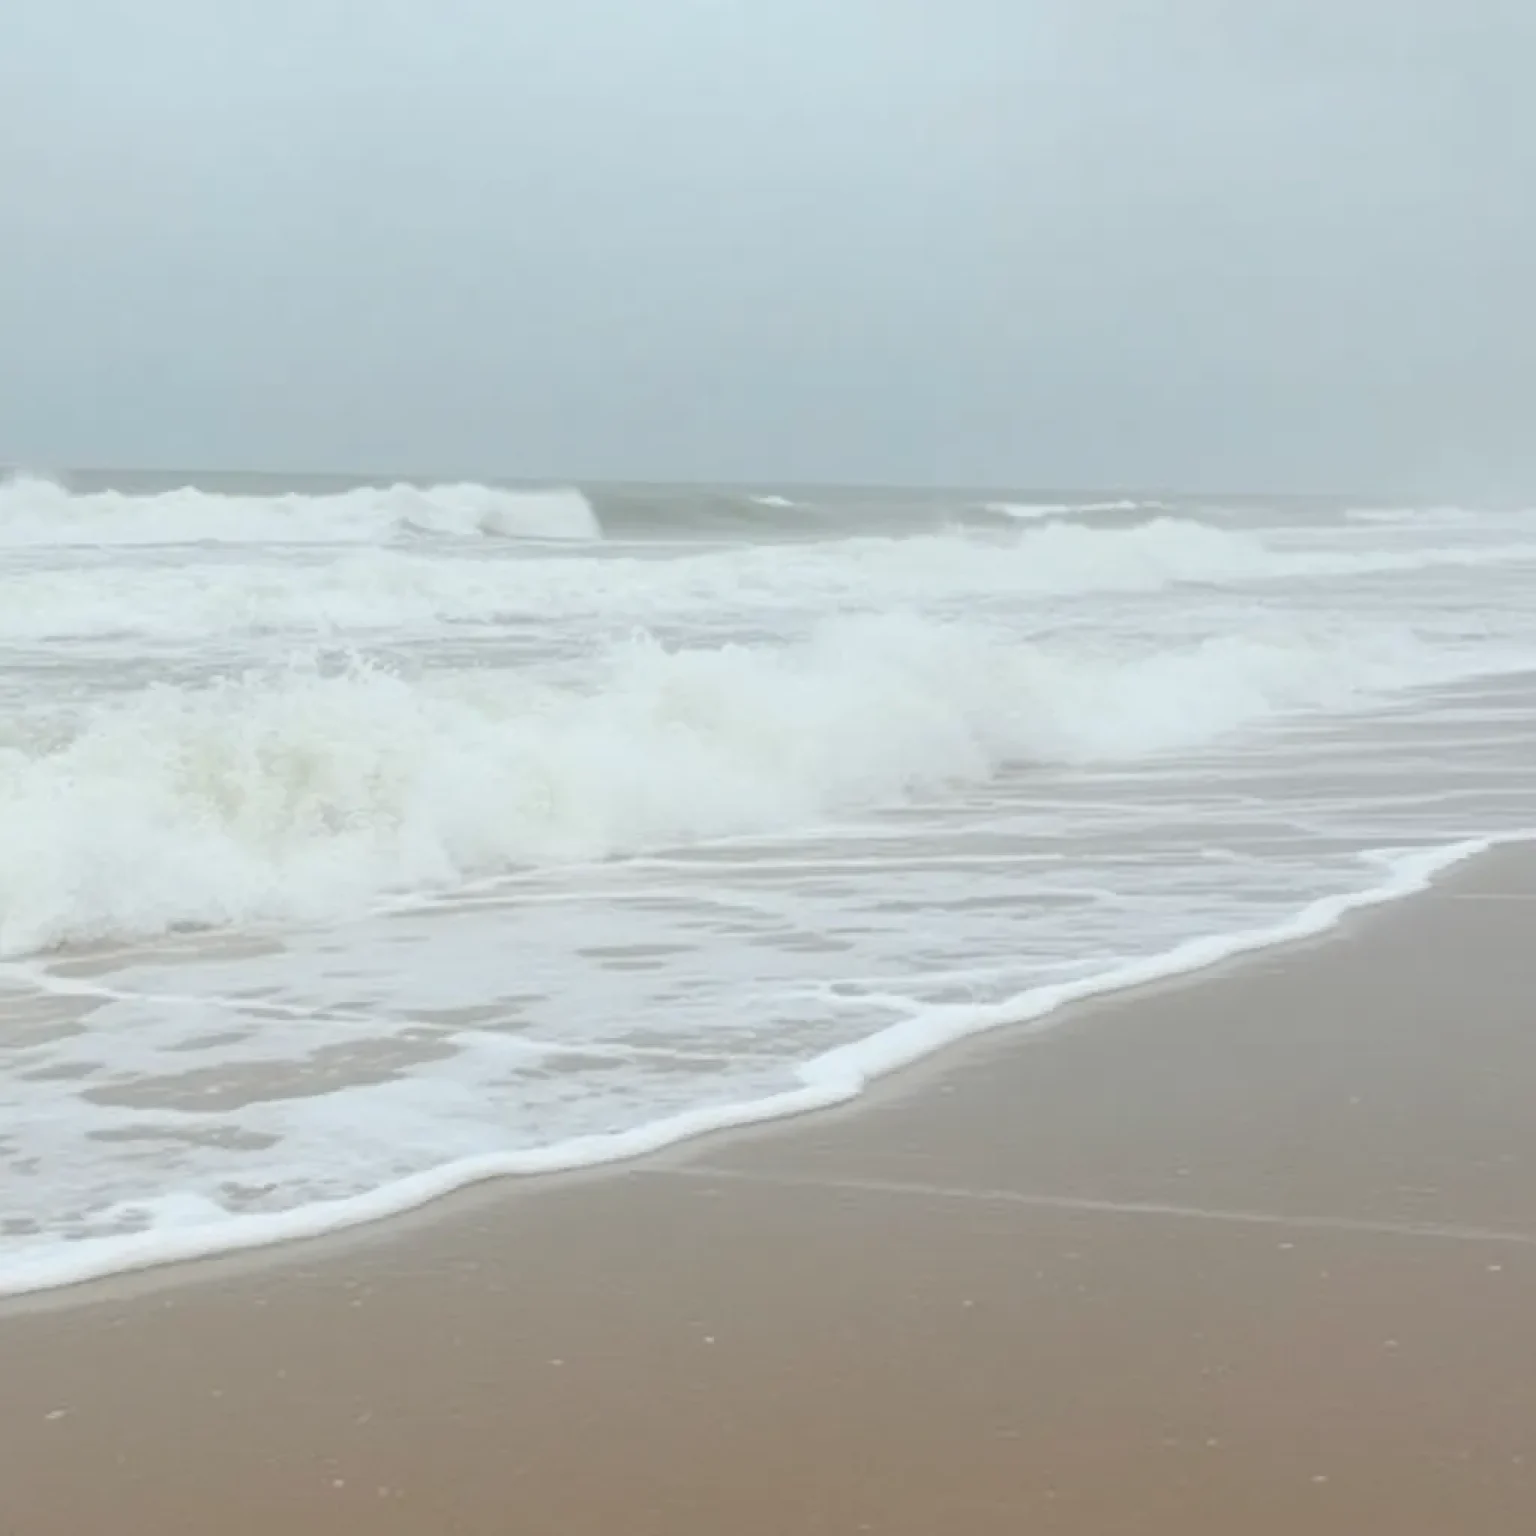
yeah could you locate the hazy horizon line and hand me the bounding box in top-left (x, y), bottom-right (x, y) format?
top-left (2, 461), bottom-right (1491, 507)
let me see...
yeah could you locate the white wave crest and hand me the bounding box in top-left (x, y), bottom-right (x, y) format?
top-left (1343, 505), bottom-right (1487, 525)
top-left (0, 613), bottom-right (1507, 955)
top-left (0, 476), bottom-right (600, 547)
top-left (986, 498), bottom-right (1159, 520)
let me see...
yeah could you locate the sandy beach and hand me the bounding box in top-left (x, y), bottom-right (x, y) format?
top-left (3, 847), bottom-right (1535, 1535)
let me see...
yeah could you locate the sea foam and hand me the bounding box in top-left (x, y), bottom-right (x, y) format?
top-left (8, 513), bottom-right (1535, 645)
top-left (0, 832), bottom-right (1513, 1300)
top-left (0, 611), bottom-right (1518, 956)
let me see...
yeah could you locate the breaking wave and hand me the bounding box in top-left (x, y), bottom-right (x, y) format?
top-left (0, 611), bottom-right (1514, 955)
top-left (0, 475), bottom-right (600, 546)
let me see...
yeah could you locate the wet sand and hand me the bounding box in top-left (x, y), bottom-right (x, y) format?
top-left (3, 850), bottom-right (1536, 1534)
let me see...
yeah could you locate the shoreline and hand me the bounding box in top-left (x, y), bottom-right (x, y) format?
top-left (0, 832), bottom-right (1516, 1306)
top-left (4, 845), bottom-right (1536, 1530)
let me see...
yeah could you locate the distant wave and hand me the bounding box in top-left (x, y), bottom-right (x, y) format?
top-left (984, 498), bottom-right (1171, 522)
top-left (0, 475), bottom-right (600, 547)
top-left (11, 515), bottom-right (1536, 644)
top-left (1343, 505), bottom-right (1484, 525)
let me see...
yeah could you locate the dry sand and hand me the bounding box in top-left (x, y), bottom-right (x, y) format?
top-left (3, 850), bottom-right (1536, 1534)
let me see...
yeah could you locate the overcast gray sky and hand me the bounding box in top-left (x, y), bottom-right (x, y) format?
top-left (3, 1), bottom-right (1533, 493)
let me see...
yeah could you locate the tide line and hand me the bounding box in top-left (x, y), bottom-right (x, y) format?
top-left (656, 1166), bottom-right (1536, 1249)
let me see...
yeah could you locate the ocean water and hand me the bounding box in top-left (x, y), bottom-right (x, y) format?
top-left (3, 470), bottom-right (1536, 1295)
